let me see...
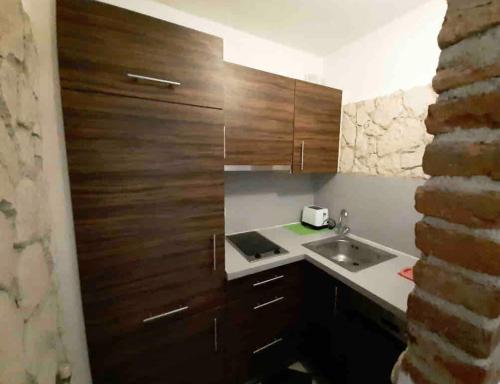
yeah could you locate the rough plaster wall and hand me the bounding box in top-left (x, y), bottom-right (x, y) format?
top-left (0, 1), bottom-right (70, 383)
top-left (340, 85), bottom-right (437, 178)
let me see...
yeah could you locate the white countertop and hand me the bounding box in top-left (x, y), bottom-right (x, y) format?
top-left (225, 224), bottom-right (418, 320)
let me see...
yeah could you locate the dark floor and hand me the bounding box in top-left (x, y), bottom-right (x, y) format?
top-left (257, 361), bottom-right (332, 384)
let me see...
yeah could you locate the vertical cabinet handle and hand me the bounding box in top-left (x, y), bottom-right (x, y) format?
top-left (333, 286), bottom-right (339, 318)
top-left (214, 317), bottom-right (218, 352)
top-left (223, 126), bottom-right (226, 159)
top-left (213, 234), bottom-right (217, 271)
top-left (301, 141), bottom-right (305, 171)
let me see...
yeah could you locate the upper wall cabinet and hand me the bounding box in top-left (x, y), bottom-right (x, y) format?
top-left (224, 63), bottom-right (295, 169)
top-left (292, 81), bottom-right (342, 173)
top-left (57, 0), bottom-right (223, 109)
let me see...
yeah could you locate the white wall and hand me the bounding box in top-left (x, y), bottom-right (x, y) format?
top-left (100, 0), bottom-right (325, 81)
top-left (314, 174), bottom-right (425, 257)
top-left (225, 173), bottom-right (315, 234)
top-left (18, 1), bottom-right (326, 383)
top-left (324, 0), bottom-right (446, 104)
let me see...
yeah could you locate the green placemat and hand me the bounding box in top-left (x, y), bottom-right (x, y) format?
top-left (284, 223), bottom-right (330, 235)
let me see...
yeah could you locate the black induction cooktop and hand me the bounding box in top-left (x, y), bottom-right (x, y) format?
top-left (226, 231), bottom-right (288, 262)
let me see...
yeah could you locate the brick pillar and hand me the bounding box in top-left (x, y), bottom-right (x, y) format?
top-left (399, 1), bottom-right (500, 383)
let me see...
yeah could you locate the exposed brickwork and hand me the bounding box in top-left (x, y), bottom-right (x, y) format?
top-left (400, 1), bottom-right (500, 383)
top-left (403, 0), bottom-right (500, 368)
top-left (407, 293), bottom-right (499, 359)
top-left (438, 0), bottom-right (500, 49)
top-left (402, 354), bottom-right (439, 384)
top-left (426, 92), bottom-right (500, 134)
top-left (433, 62), bottom-right (500, 93)
top-left (413, 260), bottom-right (500, 318)
top-left (415, 186), bottom-right (500, 228)
top-left (408, 324), bottom-right (495, 384)
top-left (423, 141), bottom-right (500, 180)
top-left (415, 221), bottom-right (500, 276)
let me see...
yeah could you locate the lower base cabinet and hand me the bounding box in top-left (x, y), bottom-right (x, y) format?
top-left (301, 264), bottom-right (407, 384)
top-left (223, 262), bottom-right (306, 383)
top-left (90, 306), bottom-right (225, 384)
top-left (86, 261), bottom-right (405, 384)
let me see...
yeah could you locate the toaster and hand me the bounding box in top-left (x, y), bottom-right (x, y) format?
top-left (301, 206), bottom-right (329, 229)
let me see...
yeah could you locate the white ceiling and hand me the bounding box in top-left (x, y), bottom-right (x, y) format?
top-left (159, 0), bottom-right (428, 56)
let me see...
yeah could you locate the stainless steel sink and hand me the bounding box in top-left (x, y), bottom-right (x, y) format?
top-left (302, 236), bottom-right (397, 272)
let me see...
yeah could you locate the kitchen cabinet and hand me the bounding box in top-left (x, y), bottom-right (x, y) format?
top-left (61, 89), bottom-right (226, 383)
top-left (58, 1), bottom-right (225, 383)
top-left (224, 262), bottom-right (306, 383)
top-left (224, 63), bottom-right (295, 169)
top-left (223, 63), bottom-right (341, 173)
top-left (292, 80), bottom-right (342, 173)
top-left (301, 264), bottom-right (406, 383)
top-left (91, 306), bottom-right (225, 384)
top-left (57, 0), bottom-right (223, 109)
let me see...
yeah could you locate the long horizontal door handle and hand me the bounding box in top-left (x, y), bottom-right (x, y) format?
top-left (143, 306), bottom-right (189, 323)
top-left (253, 275), bottom-right (284, 287)
top-left (253, 338), bottom-right (283, 354)
top-left (127, 73), bottom-right (181, 86)
top-left (253, 296), bottom-right (284, 310)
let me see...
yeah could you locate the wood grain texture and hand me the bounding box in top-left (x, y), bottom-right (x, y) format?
top-left (61, 89), bottom-right (225, 381)
top-left (292, 80), bottom-right (342, 173)
top-left (224, 262), bottom-right (305, 383)
top-left (91, 306), bottom-right (225, 384)
top-left (57, 0), bottom-right (223, 109)
top-left (224, 63), bottom-right (295, 166)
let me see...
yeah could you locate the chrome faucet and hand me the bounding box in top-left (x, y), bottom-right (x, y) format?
top-left (334, 209), bottom-right (350, 235)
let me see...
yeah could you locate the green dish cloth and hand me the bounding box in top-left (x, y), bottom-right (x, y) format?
top-left (284, 223), bottom-right (330, 235)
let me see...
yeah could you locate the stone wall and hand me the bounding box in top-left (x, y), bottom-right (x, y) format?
top-left (0, 1), bottom-right (70, 383)
top-left (340, 85), bottom-right (437, 178)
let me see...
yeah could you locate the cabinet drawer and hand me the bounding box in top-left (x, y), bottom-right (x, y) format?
top-left (225, 282), bottom-right (304, 353)
top-left (227, 261), bottom-right (305, 301)
top-left (84, 270), bottom-right (226, 343)
top-left (226, 331), bottom-right (299, 383)
top-left (57, 0), bottom-right (223, 109)
top-left (250, 331), bottom-right (299, 374)
top-left (90, 307), bottom-right (225, 384)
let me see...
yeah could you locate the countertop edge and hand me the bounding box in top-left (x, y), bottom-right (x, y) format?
top-left (225, 225), bottom-right (417, 320)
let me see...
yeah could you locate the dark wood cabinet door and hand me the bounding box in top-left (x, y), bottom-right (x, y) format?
top-left (224, 262), bottom-right (305, 383)
top-left (57, 0), bottom-right (223, 109)
top-left (292, 80), bottom-right (342, 173)
top-left (224, 63), bottom-right (295, 166)
top-left (91, 306), bottom-right (225, 384)
top-left (61, 89), bottom-right (225, 356)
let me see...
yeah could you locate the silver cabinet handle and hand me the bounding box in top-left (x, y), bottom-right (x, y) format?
top-left (253, 296), bottom-right (284, 310)
top-left (127, 73), bottom-right (181, 86)
top-left (333, 286), bottom-right (339, 318)
top-left (253, 275), bottom-right (284, 287)
top-left (213, 234), bottom-right (217, 271)
top-left (301, 141), bottom-right (305, 171)
top-left (253, 338), bottom-right (283, 354)
top-left (223, 126), bottom-right (226, 159)
top-left (143, 305), bottom-right (189, 323)
top-left (214, 318), bottom-right (218, 352)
